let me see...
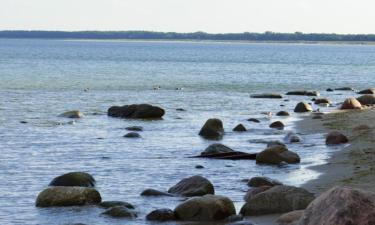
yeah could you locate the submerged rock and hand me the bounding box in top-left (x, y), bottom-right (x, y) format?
top-left (107, 104), bottom-right (165, 119)
top-left (286, 91), bottom-right (319, 96)
top-left (256, 145), bottom-right (300, 165)
top-left (36, 187), bottom-right (101, 207)
top-left (123, 132), bottom-right (141, 138)
top-left (240, 185), bottom-right (314, 216)
top-left (233, 124), bottom-right (247, 132)
top-left (102, 206), bottom-right (137, 218)
top-left (247, 118), bottom-right (260, 123)
top-left (59, 110), bottom-right (83, 118)
top-left (100, 201), bottom-right (134, 209)
top-left (174, 194), bottom-right (236, 221)
top-left (201, 144), bottom-right (234, 156)
top-left (325, 131), bottom-right (348, 145)
top-left (141, 189), bottom-right (174, 197)
top-left (247, 176), bottom-right (283, 187)
top-left (340, 98), bottom-right (362, 110)
top-left (334, 87), bottom-right (354, 91)
top-left (146, 208), bottom-right (176, 221)
top-left (250, 93), bottom-right (282, 99)
top-left (168, 175), bottom-right (214, 197)
top-left (284, 132), bottom-right (301, 143)
top-left (299, 186), bottom-right (375, 225)
top-left (294, 102), bottom-right (313, 113)
top-left (125, 126), bottom-right (143, 131)
top-left (49, 172), bottom-right (95, 187)
top-left (198, 118), bottom-right (224, 140)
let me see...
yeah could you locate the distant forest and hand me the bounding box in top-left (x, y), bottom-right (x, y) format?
top-left (1, 31), bottom-right (375, 42)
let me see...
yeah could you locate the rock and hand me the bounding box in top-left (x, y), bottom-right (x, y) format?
top-left (49, 172), bottom-right (95, 187)
top-left (201, 144), bottom-right (234, 156)
top-left (59, 110), bottom-right (83, 118)
top-left (123, 132), bottom-right (141, 138)
top-left (247, 118), bottom-right (260, 123)
top-left (99, 201), bottom-right (134, 209)
top-left (146, 208), bottom-right (175, 221)
top-left (286, 91), bottom-right (319, 96)
top-left (276, 111), bottom-right (290, 116)
top-left (357, 94), bottom-right (375, 105)
top-left (107, 104), bottom-right (165, 119)
top-left (335, 87), bottom-right (354, 91)
top-left (35, 187), bottom-right (101, 207)
top-left (244, 186), bottom-right (272, 202)
top-left (125, 126), bottom-right (143, 131)
top-left (250, 93), bottom-right (282, 99)
top-left (294, 102), bottom-right (313, 113)
top-left (267, 141), bottom-right (287, 148)
top-left (141, 189), bottom-right (174, 197)
top-left (314, 98), bottom-right (331, 105)
top-left (102, 206), bottom-right (137, 218)
top-left (168, 176), bottom-right (214, 197)
top-left (340, 98), bottom-right (362, 110)
top-left (233, 124), bottom-right (247, 132)
top-left (240, 185), bottom-right (314, 216)
top-left (299, 186), bottom-right (375, 225)
top-left (326, 88), bottom-right (334, 92)
top-left (198, 118), bottom-right (224, 140)
top-left (284, 133), bottom-right (301, 143)
top-left (195, 165), bottom-right (205, 169)
top-left (325, 131), bottom-right (349, 145)
top-left (256, 146), bottom-right (300, 165)
top-left (247, 176), bottom-right (283, 187)
top-left (358, 88), bottom-right (375, 94)
top-left (277, 210), bottom-right (304, 225)
top-left (174, 194), bottom-right (236, 221)
top-left (176, 108), bottom-right (186, 111)
top-left (269, 121), bottom-right (285, 130)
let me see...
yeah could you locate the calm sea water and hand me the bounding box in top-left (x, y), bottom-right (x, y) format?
top-left (0, 39), bottom-right (374, 225)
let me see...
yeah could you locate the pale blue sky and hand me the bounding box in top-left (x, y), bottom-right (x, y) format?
top-left (0, 0), bottom-right (374, 34)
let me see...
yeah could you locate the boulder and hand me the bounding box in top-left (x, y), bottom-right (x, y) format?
top-left (49, 172), bottom-right (95, 187)
top-left (247, 118), bottom-right (260, 123)
top-left (256, 146), bottom-right (300, 164)
top-left (168, 175), bottom-right (214, 197)
top-left (107, 104), bottom-right (165, 119)
top-left (240, 185), bottom-right (314, 216)
top-left (100, 201), bottom-right (134, 209)
top-left (269, 121), bottom-right (285, 130)
top-left (233, 124), bottom-right (247, 132)
top-left (277, 210), bottom-right (304, 225)
top-left (299, 186), bottom-right (375, 225)
top-left (146, 208), bottom-right (176, 221)
top-left (325, 131), bottom-right (349, 145)
top-left (247, 177), bottom-right (283, 187)
top-left (284, 133), bottom-right (301, 143)
top-left (276, 111), bottom-right (290, 116)
top-left (199, 118), bottom-right (224, 140)
top-left (250, 93), bottom-right (282, 99)
top-left (358, 88), bottom-right (375, 94)
top-left (123, 132), bottom-right (141, 138)
top-left (294, 102), bottom-right (313, 113)
top-left (286, 91), bottom-right (319, 96)
top-left (141, 189), bottom-right (174, 197)
top-left (244, 186), bottom-right (272, 202)
top-left (201, 144), bottom-right (234, 156)
top-left (102, 206), bottom-right (137, 218)
top-left (125, 126), bottom-right (143, 131)
top-left (340, 98), bottom-right (362, 110)
top-left (314, 98), bottom-right (331, 105)
top-left (335, 87), bottom-right (354, 91)
top-left (357, 94), bottom-right (375, 105)
top-left (59, 110), bottom-right (83, 118)
top-left (35, 187), bottom-right (101, 207)
top-left (174, 194), bottom-right (236, 221)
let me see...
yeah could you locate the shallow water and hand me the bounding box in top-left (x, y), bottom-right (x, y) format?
top-left (0, 39), bottom-right (374, 224)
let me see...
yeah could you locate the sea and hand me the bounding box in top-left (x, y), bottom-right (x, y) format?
top-left (0, 39), bottom-right (374, 225)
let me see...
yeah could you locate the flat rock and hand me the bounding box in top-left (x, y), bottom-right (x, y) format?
top-left (201, 143), bottom-right (234, 156)
top-left (286, 91), bottom-right (319, 96)
top-left (250, 93), bottom-right (282, 99)
top-left (107, 104), bottom-right (165, 119)
top-left (141, 189), bottom-right (174, 197)
top-left (125, 126), bottom-right (143, 131)
top-left (123, 132), bottom-right (141, 138)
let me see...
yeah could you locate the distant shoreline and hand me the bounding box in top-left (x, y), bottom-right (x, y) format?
top-left (1, 30), bottom-right (375, 45)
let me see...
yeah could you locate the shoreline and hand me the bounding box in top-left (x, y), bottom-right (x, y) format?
top-left (296, 108), bottom-right (375, 194)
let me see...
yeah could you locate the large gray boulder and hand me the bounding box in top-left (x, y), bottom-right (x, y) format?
top-left (201, 143), bottom-right (234, 156)
top-left (240, 185), bottom-right (314, 216)
top-left (49, 172), bottom-right (95, 187)
top-left (199, 118), bottom-right (224, 140)
top-left (299, 186), bottom-right (375, 225)
top-left (107, 104), bottom-right (165, 119)
top-left (256, 146), bottom-right (300, 165)
top-left (35, 186), bottom-right (101, 207)
top-left (174, 194), bottom-right (236, 221)
top-left (168, 175), bottom-right (214, 197)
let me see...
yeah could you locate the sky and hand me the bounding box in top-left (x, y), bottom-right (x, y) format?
top-left (0, 0), bottom-right (374, 34)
